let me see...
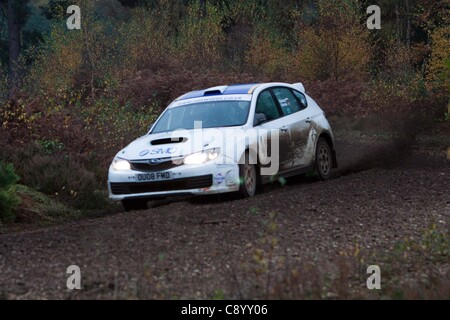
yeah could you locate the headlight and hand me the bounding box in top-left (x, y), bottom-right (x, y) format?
top-left (112, 158), bottom-right (131, 171)
top-left (183, 148), bottom-right (220, 165)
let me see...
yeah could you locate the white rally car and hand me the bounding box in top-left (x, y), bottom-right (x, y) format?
top-left (108, 82), bottom-right (337, 211)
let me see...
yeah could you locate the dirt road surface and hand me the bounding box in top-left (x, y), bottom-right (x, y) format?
top-left (0, 133), bottom-right (449, 299)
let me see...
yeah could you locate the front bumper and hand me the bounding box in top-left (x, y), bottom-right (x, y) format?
top-left (108, 158), bottom-right (240, 200)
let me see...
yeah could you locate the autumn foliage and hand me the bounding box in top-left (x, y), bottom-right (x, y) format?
top-left (0, 0), bottom-right (448, 217)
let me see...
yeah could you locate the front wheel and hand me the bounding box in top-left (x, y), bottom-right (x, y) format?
top-left (122, 198), bottom-right (148, 212)
top-left (237, 151), bottom-right (257, 198)
top-left (314, 138), bottom-right (333, 180)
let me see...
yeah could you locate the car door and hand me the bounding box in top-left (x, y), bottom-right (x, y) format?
top-left (254, 89), bottom-right (292, 172)
top-left (271, 87), bottom-right (315, 168)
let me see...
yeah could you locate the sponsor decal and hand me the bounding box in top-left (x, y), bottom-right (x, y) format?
top-left (139, 150), bottom-right (150, 157)
top-left (140, 148), bottom-right (178, 157)
top-left (174, 95), bottom-right (249, 107)
top-left (214, 173), bottom-right (225, 185)
top-left (149, 147), bottom-right (178, 155)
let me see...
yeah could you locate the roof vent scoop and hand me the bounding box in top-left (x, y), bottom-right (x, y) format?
top-left (204, 85), bottom-right (228, 96)
top-left (292, 82), bottom-right (305, 93)
top-left (151, 137), bottom-right (187, 145)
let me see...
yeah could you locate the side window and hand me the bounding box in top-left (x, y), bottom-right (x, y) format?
top-left (292, 90), bottom-right (308, 110)
top-left (255, 90), bottom-right (281, 122)
top-left (272, 88), bottom-right (301, 116)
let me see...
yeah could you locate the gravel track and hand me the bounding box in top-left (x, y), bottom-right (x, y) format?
top-left (0, 136), bottom-right (449, 299)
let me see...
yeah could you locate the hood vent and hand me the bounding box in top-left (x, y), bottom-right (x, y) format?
top-left (151, 137), bottom-right (188, 145)
top-left (204, 90), bottom-right (222, 96)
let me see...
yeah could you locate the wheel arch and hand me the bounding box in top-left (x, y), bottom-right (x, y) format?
top-left (318, 132), bottom-right (338, 168)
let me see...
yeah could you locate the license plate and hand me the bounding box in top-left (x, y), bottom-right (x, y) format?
top-left (135, 172), bottom-right (173, 182)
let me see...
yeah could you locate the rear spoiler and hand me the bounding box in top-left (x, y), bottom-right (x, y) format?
top-left (292, 82), bottom-right (305, 93)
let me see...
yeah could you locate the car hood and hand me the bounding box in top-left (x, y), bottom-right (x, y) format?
top-left (116, 127), bottom-right (244, 160)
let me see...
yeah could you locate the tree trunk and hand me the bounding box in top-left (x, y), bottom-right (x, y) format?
top-left (448, 99), bottom-right (449, 117)
top-left (199, 0), bottom-right (206, 18)
top-left (405, 0), bottom-right (411, 48)
top-left (7, 0), bottom-right (21, 97)
top-left (395, 4), bottom-right (400, 42)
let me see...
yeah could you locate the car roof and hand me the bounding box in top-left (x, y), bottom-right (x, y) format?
top-left (175, 83), bottom-right (261, 101)
top-left (173, 82), bottom-right (306, 102)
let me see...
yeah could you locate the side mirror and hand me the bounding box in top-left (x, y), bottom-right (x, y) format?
top-left (148, 123), bottom-right (155, 132)
top-left (253, 113), bottom-right (267, 126)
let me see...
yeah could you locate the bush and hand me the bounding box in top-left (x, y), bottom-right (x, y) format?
top-left (177, 2), bottom-right (226, 68)
top-left (294, 0), bottom-right (371, 81)
top-left (380, 41), bottom-right (416, 82)
top-left (24, 0), bottom-right (128, 102)
top-left (120, 5), bottom-right (176, 72)
top-left (0, 162), bottom-right (20, 222)
top-left (245, 30), bottom-right (294, 80)
top-left (0, 66), bottom-right (7, 105)
top-left (81, 98), bottom-right (157, 155)
top-left (19, 153), bottom-right (102, 207)
top-left (24, 25), bottom-right (84, 100)
top-left (426, 26), bottom-right (450, 98)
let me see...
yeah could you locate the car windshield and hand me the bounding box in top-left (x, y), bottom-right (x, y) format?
top-left (151, 100), bottom-right (251, 133)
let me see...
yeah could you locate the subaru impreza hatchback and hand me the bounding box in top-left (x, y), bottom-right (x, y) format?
top-left (108, 82), bottom-right (337, 211)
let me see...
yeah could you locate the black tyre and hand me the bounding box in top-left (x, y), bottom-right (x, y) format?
top-left (122, 198), bottom-right (148, 212)
top-left (237, 151), bottom-right (257, 198)
top-left (314, 138), bottom-right (333, 180)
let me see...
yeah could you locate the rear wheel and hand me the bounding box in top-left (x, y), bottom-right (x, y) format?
top-left (122, 198), bottom-right (148, 212)
top-left (314, 138), bottom-right (333, 180)
top-left (237, 151), bottom-right (257, 198)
